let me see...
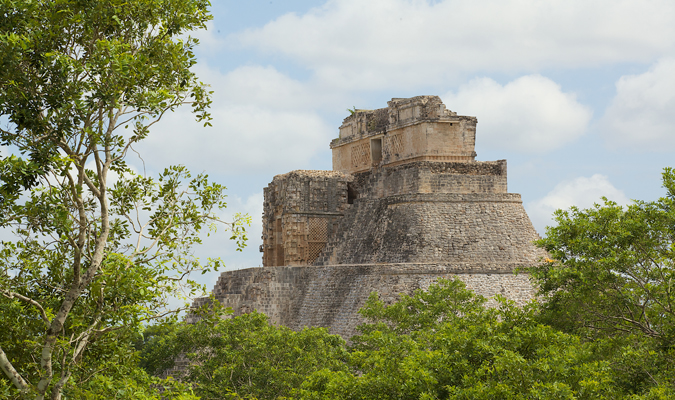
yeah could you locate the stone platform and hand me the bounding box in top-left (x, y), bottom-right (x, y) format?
top-left (193, 263), bottom-right (535, 340)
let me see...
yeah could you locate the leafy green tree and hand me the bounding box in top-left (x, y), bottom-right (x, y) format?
top-left (140, 306), bottom-right (349, 400)
top-left (296, 279), bottom-right (618, 400)
top-left (0, 1), bottom-right (249, 398)
top-left (530, 167), bottom-right (675, 392)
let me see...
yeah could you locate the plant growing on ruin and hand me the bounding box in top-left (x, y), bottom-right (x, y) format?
top-left (0, 1), bottom-right (248, 398)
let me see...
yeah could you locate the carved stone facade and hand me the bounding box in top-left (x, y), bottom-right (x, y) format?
top-left (198, 96), bottom-right (546, 339)
top-left (261, 170), bottom-right (352, 266)
top-left (332, 96), bottom-right (477, 174)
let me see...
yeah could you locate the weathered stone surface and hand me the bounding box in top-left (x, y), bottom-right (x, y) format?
top-left (193, 264), bottom-right (536, 339)
top-left (332, 96), bottom-right (477, 174)
top-left (314, 192), bottom-right (545, 265)
top-left (261, 170), bottom-right (352, 266)
top-left (196, 96), bottom-right (546, 340)
top-left (351, 160), bottom-right (507, 197)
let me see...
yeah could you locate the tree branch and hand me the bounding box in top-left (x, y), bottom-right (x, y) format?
top-left (0, 346), bottom-right (29, 391)
top-left (0, 289), bottom-right (50, 326)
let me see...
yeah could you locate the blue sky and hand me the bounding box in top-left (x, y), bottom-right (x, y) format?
top-left (127, 0), bottom-right (675, 285)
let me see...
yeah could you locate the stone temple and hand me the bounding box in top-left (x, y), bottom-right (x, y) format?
top-left (194, 96), bottom-right (546, 339)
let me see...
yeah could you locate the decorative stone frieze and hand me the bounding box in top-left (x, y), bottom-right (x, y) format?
top-left (332, 96), bottom-right (477, 173)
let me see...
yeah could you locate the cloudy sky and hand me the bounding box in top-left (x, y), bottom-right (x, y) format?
top-left (130, 0), bottom-right (675, 283)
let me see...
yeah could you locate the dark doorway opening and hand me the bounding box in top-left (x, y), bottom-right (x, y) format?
top-left (371, 138), bottom-right (382, 166)
top-left (347, 183), bottom-right (358, 204)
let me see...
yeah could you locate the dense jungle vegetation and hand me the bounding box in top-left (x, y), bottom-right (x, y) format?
top-left (137, 168), bottom-right (675, 399)
top-left (1, 0), bottom-right (674, 398)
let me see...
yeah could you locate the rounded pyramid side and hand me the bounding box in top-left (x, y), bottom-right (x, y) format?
top-left (315, 192), bottom-right (547, 269)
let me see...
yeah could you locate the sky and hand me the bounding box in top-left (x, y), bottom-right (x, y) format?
top-left (11, 0), bottom-right (675, 292)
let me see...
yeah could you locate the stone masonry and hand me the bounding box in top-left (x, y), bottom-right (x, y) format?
top-left (261, 170), bottom-right (352, 267)
top-left (195, 96), bottom-right (547, 339)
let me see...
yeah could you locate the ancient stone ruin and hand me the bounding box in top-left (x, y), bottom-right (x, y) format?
top-left (194, 96), bottom-right (546, 339)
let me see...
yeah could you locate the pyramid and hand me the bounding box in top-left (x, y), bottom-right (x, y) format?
top-left (195, 96), bottom-right (546, 339)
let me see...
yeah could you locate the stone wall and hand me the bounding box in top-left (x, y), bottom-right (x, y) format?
top-left (351, 160), bottom-right (508, 199)
top-left (261, 160), bottom-right (517, 267)
top-left (332, 96), bottom-right (478, 174)
top-left (262, 170), bottom-right (352, 266)
top-left (314, 192), bottom-right (545, 266)
top-left (193, 264), bottom-right (536, 340)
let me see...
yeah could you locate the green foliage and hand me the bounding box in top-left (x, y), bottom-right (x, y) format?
top-left (64, 370), bottom-right (198, 400)
top-left (144, 280), bottom-right (625, 400)
top-left (0, 0), bottom-right (213, 203)
top-left (61, 351), bottom-right (199, 400)
top-left (530, 167), bottom-right (675, 392)
top-left (140, 305), bottom-right (349, 400)
top-left (0, 162), bottom-right (246, 398)
top-left (0, 330), bottom-right (199, 400)
top-left (295, 279), bottom-right (616, 400)
top-left (0, 1), bottom-right (251, 398)
top-left (133, 168), bottom-right (673, 399)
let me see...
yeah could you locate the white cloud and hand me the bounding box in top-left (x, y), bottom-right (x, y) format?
top-left (187, 192), bottom-right (265, 294)
top-left (599, 58), bottom-right (675, 151)
top-left (179, 20), bottom-right (223, 56)
top-left (526, 174), bottom-right (630, 234)
top-left (213, 65), bottom-right (331, 111)
top-left (216, 192), bottom-right (264, 263)
top-left (443, 75), bottom-right (592, 153)
top-left (145, 106), bottom-right (330, 174)
top-left (139, 65), bottom-right (333, 174)
top-left (232, 0), bottom-right (675, 90)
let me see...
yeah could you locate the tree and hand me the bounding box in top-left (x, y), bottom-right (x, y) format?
top-left (296, 279), bottom-right (618, 400)
top-left (138, 281), bottom-right (672, 399)
top-left (530, 167), bottom-right (675, 392)
top-left (140, 306), bottom-right (349, 400)
top-left (0, 1), bottom-right (248, 398)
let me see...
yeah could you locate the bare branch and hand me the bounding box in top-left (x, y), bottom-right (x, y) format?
top-left (0, 289), bottom-right (50, 326)
top-left (72, 314), bottom-right (102, 363)
top-left (112, 100), bottom-right (184, 163)
top-left (93, 307), bottom-right (190, 335)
